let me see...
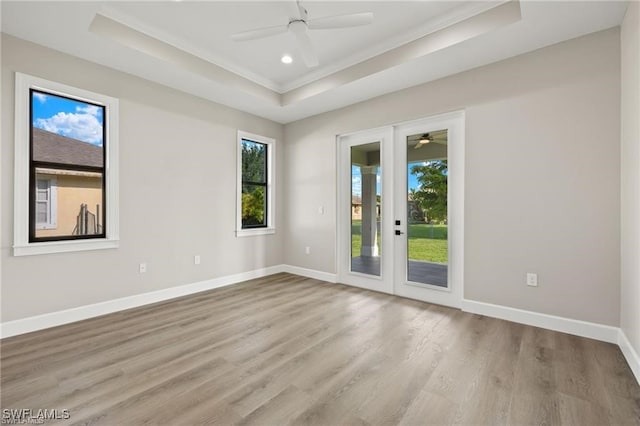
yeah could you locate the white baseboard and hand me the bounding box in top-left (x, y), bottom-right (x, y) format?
top-left (281, 264), bottom-right (337, 283)
top-left (0, 265), bottom-right (285, 339)
top-left (618, 329), bottom-right (640, 384)
top-left (461, 299), bottom-right (619, 344)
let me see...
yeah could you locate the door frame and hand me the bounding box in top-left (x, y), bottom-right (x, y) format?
top-left (336, 111), bottom-right (465, 308)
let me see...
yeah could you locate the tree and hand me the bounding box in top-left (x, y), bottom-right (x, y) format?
top-left (242, 187), bottom-right (265, 226)
top-left (410, 160), bottom-right (447, 223)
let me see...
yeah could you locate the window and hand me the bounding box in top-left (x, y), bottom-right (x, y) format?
top-left (236, 131), bottom-right (275, 236)
top-left (14, 73), bottom-right (119, 256)
top-left (35, 176), bottom-right (57, 230)
top-left (29, 89), bottom-right (106, 242)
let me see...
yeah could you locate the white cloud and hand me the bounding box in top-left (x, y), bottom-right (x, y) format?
top-left (34, 106), bottom-right (103, 145)
top-left (76, 104), bottom-right (102, 118)
top-left (33, 93), bottom-right (48, 103)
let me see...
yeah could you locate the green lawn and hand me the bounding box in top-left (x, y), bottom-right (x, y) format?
top-left (351, 221), bottom-right (448, 264)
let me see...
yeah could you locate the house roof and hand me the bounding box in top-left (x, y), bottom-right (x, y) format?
top-left (33, 128), bottom-right (103, 168)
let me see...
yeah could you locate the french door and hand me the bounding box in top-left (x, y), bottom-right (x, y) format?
top-left (337, 112), bottom-right (464, 308)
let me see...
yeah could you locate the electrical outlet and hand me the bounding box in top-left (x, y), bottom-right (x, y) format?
top-left (526, 273), bottom-right (538, 287)
top-left (305, 246), bottom-right (311, 255)
top-left (139, 263), bottom-right (147, 273)
top-left (318, 206), bottom-right (324, 215)
top-left (194, 255), bottom-right (201, 265)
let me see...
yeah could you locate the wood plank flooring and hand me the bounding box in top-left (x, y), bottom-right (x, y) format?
top-left (1, 273), bottom-right (639, 425)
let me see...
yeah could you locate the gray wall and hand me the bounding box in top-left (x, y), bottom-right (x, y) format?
top-left (621, 2), bottom-right (640, 355)
top-left (1, 35), bottom-right (284, 322)
top-left (283, 28), bottom-right (621, 326)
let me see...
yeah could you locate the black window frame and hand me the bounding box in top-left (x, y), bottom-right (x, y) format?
top-left (240, 138), bottom-right (269, 229)
top-left (28, 88), bottom-right (107, 243)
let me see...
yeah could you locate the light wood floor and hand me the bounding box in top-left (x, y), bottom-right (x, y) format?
top-left (1, 273), bottom-right (639, 425)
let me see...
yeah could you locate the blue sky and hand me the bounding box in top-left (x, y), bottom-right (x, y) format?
top-left (32, 91), bottom-right (104, 147)
top-left (351, 162), bottom-right (422, 197)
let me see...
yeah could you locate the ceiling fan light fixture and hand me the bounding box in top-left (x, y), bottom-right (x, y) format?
top-left (281, 54), bottom-right (293, 64)
top-left (419, 134), bottom-right (431, 144)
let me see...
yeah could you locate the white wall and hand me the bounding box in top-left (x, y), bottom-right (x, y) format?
top-left (621, 2), bottom-right (640, 356)
top-left (0, 35), bottom-right (284, 322)
top-left (284, 28), bottom-right (621, 326)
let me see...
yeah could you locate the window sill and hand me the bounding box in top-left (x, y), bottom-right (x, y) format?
top-left (236, 228), bottom-right (276, 237)
top-left (13, 238), bottom-right (119, 256)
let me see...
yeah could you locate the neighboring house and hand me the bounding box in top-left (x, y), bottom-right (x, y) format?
top-left (351, 195), bottom-right (362, 220)
top-left (351, 194), bottom-right (381, 221)
top-left (33, 128), bottom-right (103, 238)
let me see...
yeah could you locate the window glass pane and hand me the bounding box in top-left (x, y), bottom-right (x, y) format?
top-left (34, 169), bottom-right (104, 238)
top-left (406, 130), bottom-right (448, 287)
top-left (241, 139), bottom-right (266, 183)
top-left (241, 184), bottom-right (266, 227)
top-left (36, 202), bottom-right (47, 223)
top-left (36, 179), bottom-right (49, 190)
top-left (350, 142), bottom-right (381, 277)
top-left (30, 89), bottom-right (106, 240)
top-left (31, 90), bottom-right (104, 166)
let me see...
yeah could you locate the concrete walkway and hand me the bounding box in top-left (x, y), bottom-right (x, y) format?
top-left (350, 256), bottom-right (447, 287)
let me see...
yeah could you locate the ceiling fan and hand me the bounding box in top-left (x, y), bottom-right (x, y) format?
top-left (408, 132), bottom-right (448, 150)
top-left (230, 1), bottom-right (374, 68)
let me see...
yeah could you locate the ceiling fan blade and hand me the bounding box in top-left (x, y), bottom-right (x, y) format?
top-left (307, 12), bottom-right (373, 30)
top-left (286, 0), bottom-right (306, 20)
top-left (289, 21), bottom-right (319, 67)
top-left (231, 24), bottom-right (288, 41)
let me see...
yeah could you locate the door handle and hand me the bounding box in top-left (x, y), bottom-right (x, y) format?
top-left (395, 230), bottom-right (404, 235)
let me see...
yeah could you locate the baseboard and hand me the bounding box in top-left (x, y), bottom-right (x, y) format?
top-left (461, 299), bottom-right (619, 344)
top-left (281, 264), bottom-right (337, 283)
top-left (0, 264), bottom-right (285, 339)
top-left (618, 329), bottom-right (640, 385)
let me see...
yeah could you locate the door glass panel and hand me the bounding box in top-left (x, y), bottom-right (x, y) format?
top-left (350, 142), bottom-right (381, 276)
top-left (406, 130), bottom-right (448, 287)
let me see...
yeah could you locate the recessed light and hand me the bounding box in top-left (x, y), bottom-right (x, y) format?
top-left (281, 55), bottom-right (293, 64)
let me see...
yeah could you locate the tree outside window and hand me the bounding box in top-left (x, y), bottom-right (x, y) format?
top-left (410, 160), bottom-right (448, 223)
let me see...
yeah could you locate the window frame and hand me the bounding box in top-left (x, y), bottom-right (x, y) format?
top-left (14, 72), bottom-right (119, 256)
top-left (29, 88), bottom-right (107, 243)
top-left (236, 130), bottom-right (275, 237)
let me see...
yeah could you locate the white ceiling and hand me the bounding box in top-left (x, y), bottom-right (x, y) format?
top-left (0, 1), bottom-right (628, 124)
